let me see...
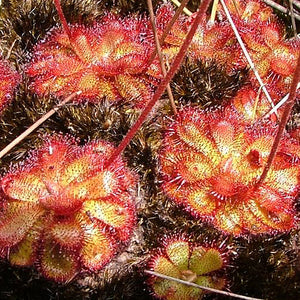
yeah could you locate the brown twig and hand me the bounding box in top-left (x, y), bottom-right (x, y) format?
top-left (5, 39), bottom-right (18, 60)
top-left (145, 270), bottom-right (264, 300)
top-left (0, 91), bottom-right (81, 160)
top-left (105, 0), bottom-right (212, 168)
top-left (147, 0), bottom-right (177, 115)
top-left (257, 53), bottom-right (300, 186)
top-left (289, 0), bottom-right (297, 36)
top-left (162, 0), bottom-right (190, 43)
top-left (147, 0), bottom-right (190, 67)
top-left (170, 0), bottom-right (192, 16)
top-left (262, 0), bottom-right (300, 21)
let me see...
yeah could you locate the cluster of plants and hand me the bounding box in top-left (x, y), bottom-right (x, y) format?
top-left (0, 0), bottom-right (299, 299)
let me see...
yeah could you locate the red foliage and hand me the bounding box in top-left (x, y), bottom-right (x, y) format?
top-left (0, 134), bottom-right (136, 282)
top-left (26, 14), bottom-right (162, 107)
top-left (159, 106), bottom-right (300, 235)
top-left (156, 0), bottom-right (299, 121)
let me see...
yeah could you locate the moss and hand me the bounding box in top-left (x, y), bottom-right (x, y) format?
top-left (171, 58), bottom-right (248, 109)
top-left (229, 232), bottom-right (300, 300)
top-left (0, 0), bottom-right (102, 52)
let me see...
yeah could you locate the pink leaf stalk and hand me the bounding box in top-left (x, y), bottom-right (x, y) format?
top-left (105, 0), bottom-right (212, 168)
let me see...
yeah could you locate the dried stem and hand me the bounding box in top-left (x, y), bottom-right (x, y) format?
top-left (105, 0), bottom-right (212, 167)
top-left (161, 0), bottom-right (190, 43)
top-left (5, 39), bottom-right (17, 60)
top-left (147, 0), bottom-right (190, 66)
top-left (257, 53), bottom-right (300, 186)
top-left (264, 83), bottom-right (300, 119)
top-left (220, 0), bottom-right (279, 120)
top-left (289, 0), bottom-right (297, 36)
top-left (262, 0), bottom-right (300, 21)
top-left (0, 91), bottom-right (81, 160)
top-left (209, 0), bottom-right (219, 23)
top-left (232, 0), bottom-right (242, 16)
top-left (145, 270), bottom-right (264, 300)
top-left (170, 0), bottom-right (192, 16)
top-left (53, 0), bottom-right (72, 38)
top-left (147, 0), bottom-right (177, 115)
